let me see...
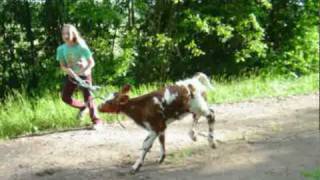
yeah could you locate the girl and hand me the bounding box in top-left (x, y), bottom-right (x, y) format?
top-left (56, 24), bottom-right (103, 130)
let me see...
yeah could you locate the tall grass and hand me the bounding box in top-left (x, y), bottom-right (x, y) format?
top-left (209, 73), bottom-right (319, 103)
top-left (0, 73), bottom-right (318, 139)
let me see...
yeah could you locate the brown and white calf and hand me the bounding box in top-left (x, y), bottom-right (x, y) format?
top-left (98, 73), bottom-right (216, 173)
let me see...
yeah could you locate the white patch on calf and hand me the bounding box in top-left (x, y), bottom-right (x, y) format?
top-left (176, 79), bottom-right (207, 94)
top-left (176, 73), bottom-right (213, 94)
top-left (195, 72), bottom-right (214, 90)
top-left (104, 93), bottom-right (115, 101)
top-left (153, 97), bottom-right (164, 110)
top-left (163, 88), bottom-right (178, 105)
top-left (142, 131), bottom-right (157, 150)
top-left (189, 91), bottom-right (210, 116)
top-left (143, 121), bottom-right (152, 131)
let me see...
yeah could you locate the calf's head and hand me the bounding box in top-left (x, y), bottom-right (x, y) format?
top-left (98, 85), bottom-right (131, 113)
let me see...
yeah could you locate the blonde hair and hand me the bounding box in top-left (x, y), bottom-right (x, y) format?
top-left (62, 24), bottom-right (88, 49)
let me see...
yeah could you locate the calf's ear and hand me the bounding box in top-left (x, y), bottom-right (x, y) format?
top-left (121, 84), bottom-right (131, 94)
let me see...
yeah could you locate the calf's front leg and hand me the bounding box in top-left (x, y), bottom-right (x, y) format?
top-left (131, 131), bottom-right (158, 174)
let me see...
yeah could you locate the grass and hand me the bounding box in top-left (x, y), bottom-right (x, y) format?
top-left (209, 73), bottom-right (319, 103)
top-left (166, 147), bottom-right (196, 163)
top-left (0, 73), bottom-right (318, 139)
top-left (302, 167), bottom-right (320, 180)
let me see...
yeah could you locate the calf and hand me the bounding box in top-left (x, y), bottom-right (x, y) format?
top-left (98, 73), bottom-right (216, 173)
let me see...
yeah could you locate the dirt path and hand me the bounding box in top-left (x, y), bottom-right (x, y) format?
top-left (0, 93), bottom-right (319, 180)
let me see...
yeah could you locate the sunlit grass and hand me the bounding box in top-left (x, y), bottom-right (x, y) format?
top-left (302, 167), bottom-right (320, 180)
top-left (209, 73), bottom-right (319, 103)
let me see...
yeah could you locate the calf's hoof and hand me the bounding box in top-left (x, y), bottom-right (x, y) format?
top-left (209, 140), bottom-right (217, 149)
top-left (189, 131), bottom-right (197, 142)
top-left (158, 155), bottom-right (166, 164)
top-left (130, 164), bottom-right (142, 174)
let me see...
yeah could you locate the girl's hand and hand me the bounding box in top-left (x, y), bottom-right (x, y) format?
top-left (77, 57), bottom-right (94, 75)
top-left (76, 61), bottom-right (85, 69)
top-left (60, 62), bottom-right (79, 78)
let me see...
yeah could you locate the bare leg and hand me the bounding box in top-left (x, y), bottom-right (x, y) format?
top-left (131, 131), bottom-right (158, 174)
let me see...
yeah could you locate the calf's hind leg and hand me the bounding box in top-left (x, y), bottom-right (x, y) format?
top-left (158, 131), bottom-right (166, 164)
top-left (189, 113), bottom-right (200, 141)
top-left (207, 108), bottom-right (217, 149)
top-left (157, 121), bottom-right (167, 164)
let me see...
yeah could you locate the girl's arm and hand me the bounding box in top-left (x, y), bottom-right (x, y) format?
top-left (77, 57), bottom-right (95, 75)
top-left (60, 62), bottom-right (79, 79)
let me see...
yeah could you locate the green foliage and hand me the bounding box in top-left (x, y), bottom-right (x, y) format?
top-left (91, 30), bottom-right (136, 84)
top-left (262, 0), bottom-right (319, 76)
top-left (265, 26), bottom-right (319, 75)
top-left (185, 40), bottom-right (205, 57)
top-left (234, 13), bottom-right (267, 62)
top-left (0, 0), bottom-right (319, 98)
